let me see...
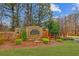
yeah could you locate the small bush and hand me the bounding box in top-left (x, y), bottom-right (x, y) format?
top-left (42, 38), bottom-right (49, 44)
top-left (64, 37), bottom-right (74, 40)
top-left (58, 37), bottom-right (64, 40)
top-left (56, 39), bottom-right (63, 42)
top-left (15, 39), bottom-right (22, 45)
top-left (21, 31), bottom-right (27, 41)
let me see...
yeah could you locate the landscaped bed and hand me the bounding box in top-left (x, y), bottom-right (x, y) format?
top-left (0, 39), bottom-right (62, 49)
top-left (0, 40), bottom-right (79, 56)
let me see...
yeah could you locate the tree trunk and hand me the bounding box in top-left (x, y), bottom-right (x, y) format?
top-left (11, 5), bottom-right (15, 31)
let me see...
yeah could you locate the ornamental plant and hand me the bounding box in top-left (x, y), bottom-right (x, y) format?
top-left (42, 38), bottom-right (49, 44)
top-left (45, 20), bottom-right (60, 39)
top-left (56, 38), bottom-right (63, 42)
top-left (21, 30), bottom-right (27, 41)
top-left (15, 39), bottom-right (22, 45)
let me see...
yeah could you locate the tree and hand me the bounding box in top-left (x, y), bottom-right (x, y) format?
top-left (3, 3), bottom-right (21, 31)
top-left (0, 4), bottom-right (4, 31)
top-left (48, 20), bottom-right (60, 38)
top-left (31, 3), bottom-right (52, 26)
top-left (38, 3), bottom-right (51, 26)
top-left (25, 3), bottom-right (32, 26)
top-left (0, 3), bottom-right (53, 31)
top-left (3, 4), bottom-right (16, 31)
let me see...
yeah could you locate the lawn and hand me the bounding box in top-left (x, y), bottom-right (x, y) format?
top-left (0, 40), bottom-right (79, 56)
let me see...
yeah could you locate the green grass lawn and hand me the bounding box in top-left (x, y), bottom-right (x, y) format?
top-left (0, 40), bottom-right (79, 56)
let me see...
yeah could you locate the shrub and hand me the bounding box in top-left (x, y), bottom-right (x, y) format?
top-left (21, 31), bottom-right (27, 41)
top-left (56, 39), bottom-right (63, 42)
top-left (15, 39), bottom-right (22, 45)
top-left (64, 37), bottom-right (74, 40)
top-left (58, 37), bottom-right (64, 40)
top-left (47, 20), bottom-right (60, 38)
top-left (42, 38), bottom-right (49, 44)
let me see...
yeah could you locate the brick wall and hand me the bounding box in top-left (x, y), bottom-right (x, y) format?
top-left (0, 32), bottom-right (15, 42)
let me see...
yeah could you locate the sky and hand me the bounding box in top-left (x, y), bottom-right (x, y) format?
top-left (51, 3), bottom-right (79, 18)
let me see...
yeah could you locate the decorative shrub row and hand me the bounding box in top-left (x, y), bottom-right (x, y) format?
top-left (15, 39), bottom-right (22, 45)
top-left (15, 30), bottom-right (27, 45)
top-left (56, 38), bottom-right (63, 42)
top-left (63, 37), bottom-right (74, 40)
top-left (42, 38), bottom-right (49, 44)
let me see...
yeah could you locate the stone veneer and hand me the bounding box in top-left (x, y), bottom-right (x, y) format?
top-left (26, 26), bottom-right (43, 40)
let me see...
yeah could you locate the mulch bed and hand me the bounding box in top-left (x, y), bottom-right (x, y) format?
top-left (0, 40), bottom-right (63, 50)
